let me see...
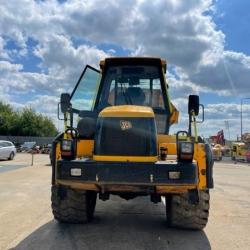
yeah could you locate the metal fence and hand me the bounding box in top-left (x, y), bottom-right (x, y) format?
top-left (0, 135), bottom-right (54, 146)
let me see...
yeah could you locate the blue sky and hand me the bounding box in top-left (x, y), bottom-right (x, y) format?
top-left (0, 0), bottom-right (250, 138)
top-left (213, 0), bottom-right (250, 55)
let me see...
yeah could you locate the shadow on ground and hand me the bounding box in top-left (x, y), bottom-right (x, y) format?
top-left (12, 197), bottom-right (211, 250)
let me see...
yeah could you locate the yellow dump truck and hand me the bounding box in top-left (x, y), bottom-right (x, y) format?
top-left (51, 57), bottom-right (213, 230)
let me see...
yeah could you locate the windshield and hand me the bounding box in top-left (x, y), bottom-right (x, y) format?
top-left (98, 65), bottom-right (170, 133)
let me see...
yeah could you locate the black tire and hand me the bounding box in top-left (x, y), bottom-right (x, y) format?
top-left (51, 185), bottom-right (97, 223)
top-left (8, 152), bottom-right (15, 160)
top-left (166, 189), bottom-right (210, 230)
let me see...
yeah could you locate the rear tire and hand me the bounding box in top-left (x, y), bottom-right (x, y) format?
top-left (51, 185), bottom-right (97, 223)
top-left (166, 189), bottom-right (209, 230)
top-left (8, 152), bottom-right (14, 160)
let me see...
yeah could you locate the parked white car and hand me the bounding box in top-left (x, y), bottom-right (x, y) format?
top-left (0, 140), bottom-right (16, 160)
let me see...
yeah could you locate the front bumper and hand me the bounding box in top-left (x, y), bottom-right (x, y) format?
top-left (56, 159), bottom-right (198, 191)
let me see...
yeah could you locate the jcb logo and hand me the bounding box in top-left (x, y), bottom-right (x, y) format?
top-left (120, 120), bottom-right (132, 130)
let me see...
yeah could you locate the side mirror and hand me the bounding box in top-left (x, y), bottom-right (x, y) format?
top-left (60, 93), bottom-right (71, 113)
top-left (188, 95), bottom-right (199, 116)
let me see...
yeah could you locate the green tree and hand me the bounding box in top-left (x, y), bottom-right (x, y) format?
top-left (0, 102), bottom-right (16, 135)
top-left (0, 102), bottom-right (57, 137)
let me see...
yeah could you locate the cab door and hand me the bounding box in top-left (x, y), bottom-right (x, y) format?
top-left (0, 142), bottom-right (9, 158)
top-left (70, 65), bottom-right (101, 113)
top-left (0, 142), bottom-right (4, 158)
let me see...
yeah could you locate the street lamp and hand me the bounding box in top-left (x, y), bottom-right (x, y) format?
top-left (240, 97), bottom-right (250, 140)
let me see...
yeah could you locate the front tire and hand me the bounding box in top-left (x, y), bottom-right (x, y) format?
top-left (166, 189), bottom-right (210, 230)
top-left (8, 152), bottom-right (15, 160)
top-left (51, 185), bottom-right (97, 223)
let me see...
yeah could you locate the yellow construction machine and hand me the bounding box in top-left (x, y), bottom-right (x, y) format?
top-left (51, 57), bottom-right (213, 230)
top-left (231, 133), bottom-right (250, 162)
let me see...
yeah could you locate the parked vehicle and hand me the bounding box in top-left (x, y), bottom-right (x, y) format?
top-left (28, 145), bottom-right (40, 154)
top-left (231, 133), bottom-right (250, 162)
top-left (231, 142), bottom-right (247, 161)
top-left (20, 142), bottom-right (36, 152)
top-left (41, 144), bottom-right (52, 154)
top-left (14, 143), bottom-right (22, 153)
top-left (0, 140), bottom-right (16, 160)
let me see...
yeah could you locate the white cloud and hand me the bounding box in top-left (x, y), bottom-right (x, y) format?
top-left (0, 0), bottom-right (249, 138)
top-left (25, 95), bottom-right (59, 114)
top-left (0, 60), bottom-right (52, 93)
top-left (0, 36), bottom-right (10, 60)
top-left (34, 34), bottom-right (107, 80)
top-left (0, 36), bottom-right (108, 96)
top-left (187, 51), bottom-right (250, 96)
top-left (168, 100), bottom-right (250, 139)
top-left (0, 0), bottom-right (244, 95)
top-left (199, 103), bottom-right (250, 139)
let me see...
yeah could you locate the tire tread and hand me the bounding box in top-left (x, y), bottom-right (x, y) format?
top-left (167, 189), bottom-right (210, 230)
top-left (51, 186), bottom-right (96, 223)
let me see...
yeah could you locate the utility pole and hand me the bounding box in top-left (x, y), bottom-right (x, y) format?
top-left (240, 98), bottom-right (250, 140)
top-left (225, 120), bottom-right (230, 141)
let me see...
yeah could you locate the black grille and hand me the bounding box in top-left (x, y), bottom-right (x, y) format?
top-left (94, 117), bottom-right (157, 156)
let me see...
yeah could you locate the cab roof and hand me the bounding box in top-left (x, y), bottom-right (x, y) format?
top-left (100, 57), bottom-right (167, 73)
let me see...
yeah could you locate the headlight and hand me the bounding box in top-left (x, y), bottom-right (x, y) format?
top-left (180, 142), bottom-right (193, 154)
top-left (60, 138), bottom-right (76, 160)
top-left (178, 141), bottom-right (194, 162)
top-left (61, 139), bottom-right (72, 151)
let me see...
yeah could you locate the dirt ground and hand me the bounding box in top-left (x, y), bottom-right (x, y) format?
top-left (0, 154), bottom-right (250, 250)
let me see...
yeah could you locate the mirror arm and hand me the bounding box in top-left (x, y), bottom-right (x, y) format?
top-left (188, 113), bottom-right (192, 136)
top-left (69, 106), bottom-right (73, 128)
top-left (63, 112), bottom-right (68, 139)
top-left (192, 112), bottom-right (198, 143)
top-left (196, 104), bottom-right (204, 123)
top-left (201, 104), bottom-right (204, 122)
top-left (57, 103), bottom-right (64, 121)
top-left (188, 110), bottom-right (198, 143)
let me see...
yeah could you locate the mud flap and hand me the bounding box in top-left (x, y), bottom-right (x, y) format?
top-left (205, 143), bottom-right (214, 188)
top-left (51, 133), bottom-right (63, 185)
